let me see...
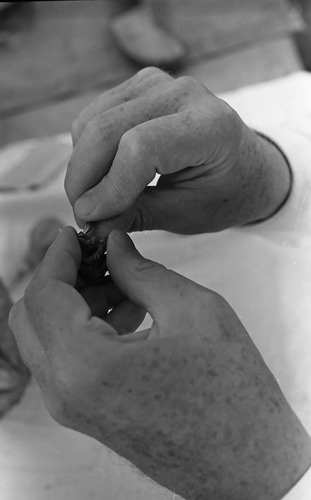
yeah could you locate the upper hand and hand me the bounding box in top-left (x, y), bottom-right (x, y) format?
top-left (8, 227), bottom-right (310, 499)
top-left (65, 67), bottom-right (290, 235)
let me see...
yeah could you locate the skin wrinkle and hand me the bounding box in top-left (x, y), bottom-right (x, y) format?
top-left (57, 328), bottom-right (296, 498)
top-left (12, 275), bottom-right (311, 500)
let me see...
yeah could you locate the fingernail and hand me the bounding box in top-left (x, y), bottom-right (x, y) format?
top-left (74, 195), bottom-right (94, 217)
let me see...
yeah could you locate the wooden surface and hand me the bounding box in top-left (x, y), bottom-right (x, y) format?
top-left (0, 0), bottom-right (304, 146)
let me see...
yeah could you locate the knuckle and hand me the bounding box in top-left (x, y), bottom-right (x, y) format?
top-left (119, 128), bottom-right (147, 159)
top-left (136, 66), bottom-right (166, 80)
top-left (130, 203), bottom-right (155, 232)
top-left (175, 75), bottom-right (200, 93)
top-left (134, 67), bottom-right (172, 90)
top-left (216, 99), bottom-right (242, 141)
top-left (83, 115), bottom-right (101, 140)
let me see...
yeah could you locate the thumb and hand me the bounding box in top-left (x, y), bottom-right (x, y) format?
top-left (106, 230), bottom-right (194, 321)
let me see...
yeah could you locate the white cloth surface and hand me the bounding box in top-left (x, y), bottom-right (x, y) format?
top-left (283, 465), bottom-right (311, 500)
top-left (1, 71), bottom-right (311, 499)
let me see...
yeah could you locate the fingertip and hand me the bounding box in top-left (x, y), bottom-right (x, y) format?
top-left (108, 230), bottom-right (136, 253)
top-left (64, 225), bottom-right (82, 253)
top-left (76, 217), bottom-right (86, 229)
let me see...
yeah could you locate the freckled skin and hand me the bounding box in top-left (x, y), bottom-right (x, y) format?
top-left (48, 297), bottom-right (311, 500)
top-left (8, 224), bottom-right (311, 500)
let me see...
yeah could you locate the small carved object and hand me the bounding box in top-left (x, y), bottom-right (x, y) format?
top-left (78, 231), bottom-right (108, 285)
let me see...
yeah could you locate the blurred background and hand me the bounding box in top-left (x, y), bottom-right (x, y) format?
top-left (0, 0), bottom-right (310, 147)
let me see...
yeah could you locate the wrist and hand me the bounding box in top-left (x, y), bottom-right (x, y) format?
top-left (236, 126), bottom-right (293, 225)
top-left (251, 130), bottom-right (293, 222)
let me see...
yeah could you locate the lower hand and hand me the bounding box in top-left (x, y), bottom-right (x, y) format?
top-left (9, 227), bottom-right (311, 499)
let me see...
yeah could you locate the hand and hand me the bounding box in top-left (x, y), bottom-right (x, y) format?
top-left (65, 67), bottom-right (291, 235)
top-left (9, 227), bottom-right (310, 499)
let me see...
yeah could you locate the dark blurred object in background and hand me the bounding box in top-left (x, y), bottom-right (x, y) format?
top-left (0, 2), bottom-right (34, 49)
top-left (0, 1), bottom-right (305, 147)
top-left (295, 0), bottom-right (311, 69)
top-left (111, 3), bottom-right (186, 68)
top-left (111, 0), bottom-right (303, 68)
top-left (0, 278), bottom-right (30, 418)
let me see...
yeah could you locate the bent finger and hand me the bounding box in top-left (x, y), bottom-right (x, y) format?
top-left (73, 109), bottom-right (213, 222)
top-left (72, 67), bottom-right (172, 145)
top-left (66, 82), bottom-right (179, 208)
